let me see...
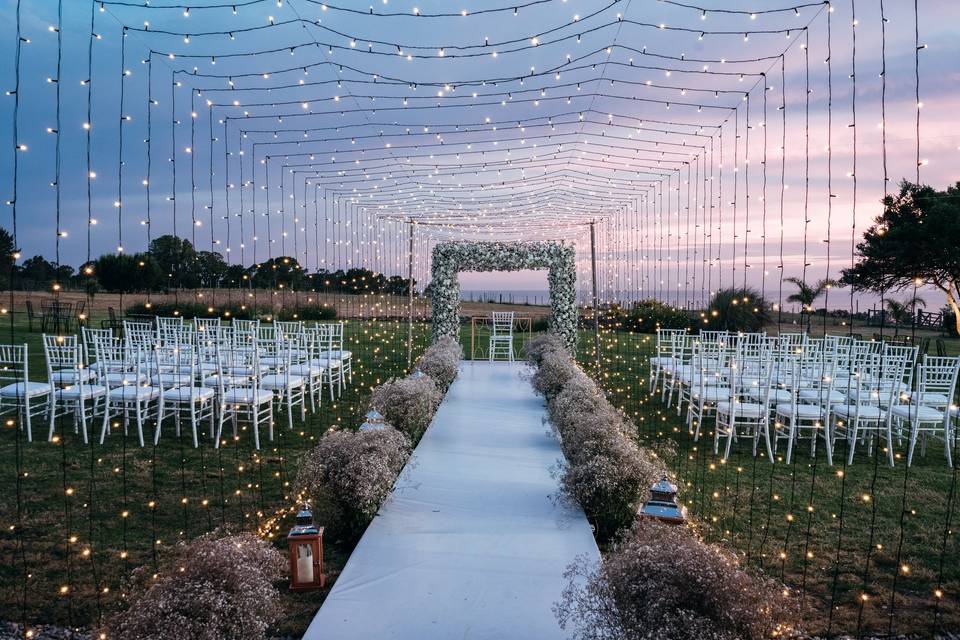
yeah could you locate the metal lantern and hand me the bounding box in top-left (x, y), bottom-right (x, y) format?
top-left (360, 409), bottom-right (387, 431)
top-left (637, 475), bottom-right (687, 525)
top-left (287, 506), bottom-right (325, 591)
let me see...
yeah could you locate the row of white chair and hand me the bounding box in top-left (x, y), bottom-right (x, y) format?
top-left (0, 317), bottom-right (353, 450)
top-left (650, 329), bottom-right (959, 467)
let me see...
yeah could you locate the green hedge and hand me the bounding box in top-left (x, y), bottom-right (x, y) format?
top-left (124, 301), bottom-right (336, 322)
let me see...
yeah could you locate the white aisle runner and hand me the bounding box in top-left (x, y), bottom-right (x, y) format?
top-left (303, 361), bottom-right (600, 640)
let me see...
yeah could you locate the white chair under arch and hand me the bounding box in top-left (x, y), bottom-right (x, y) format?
top-left (489, 311), bottom-right (515, 361)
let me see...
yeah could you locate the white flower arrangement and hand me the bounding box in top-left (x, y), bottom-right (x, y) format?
top-left (430, 241), bottom-right (578, 350)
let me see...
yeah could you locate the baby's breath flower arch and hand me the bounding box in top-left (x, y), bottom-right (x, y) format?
top-left (430, 241), bottom-right (578, 351)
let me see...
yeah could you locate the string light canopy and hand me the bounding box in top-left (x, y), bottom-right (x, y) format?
top-left (3, 0), bottom-right (952, 637)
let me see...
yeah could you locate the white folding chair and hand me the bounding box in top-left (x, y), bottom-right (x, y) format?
top-left (489, 311), bottom-right (515, 361)
top-left (891, 355), bottom-right (960, 467)
top-left (0, 344), bottom-right (53, 442)
top-left (213, 340), bottom-right (273, 450)
top-left (649, 328), bottom-right (686, 394)
top-left (260, 338), bottom-right (307, 431)
top-left (153, 341), bottom-right (216, 448)
top-left (44, 334), bottom-right (106, 444)
top-left (95, 336), bottom-right (161, 447)
top-left (715, 344), bottom-right (775, 462)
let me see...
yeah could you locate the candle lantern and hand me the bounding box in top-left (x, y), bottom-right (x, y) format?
top-left (360, 409), bottom-right (387, 431)
top-left (637, 475), bottom-right (687, 525)
top-left (287, 506), bottom-right (325, 591)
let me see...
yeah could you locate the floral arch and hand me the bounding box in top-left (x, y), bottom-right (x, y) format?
top-left (429, 241), bottom-right (578, 351)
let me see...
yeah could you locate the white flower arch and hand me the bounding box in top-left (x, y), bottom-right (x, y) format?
top-left (429, 241), bottom-right (578, 351)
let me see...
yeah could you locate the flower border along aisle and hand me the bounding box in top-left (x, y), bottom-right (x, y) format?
top-left (523, 335), bottom-right (801, 640)
top-left (429, 241), bottom-right (578, 350)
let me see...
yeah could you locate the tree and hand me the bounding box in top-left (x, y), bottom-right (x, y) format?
top-left (0, 227), bottom-right (18, 290)
top-left (18, 256), bottom-right (57, 288)
top-left (703, 287), bottom-right (772, 333)
top-left (783, 277), bottom-right (843, 331)
top-left (841, 181), bottom-right (960, 335)
top-left (196, 250), bottom-right (228, 287)
top-left (149, 235), bottom-right (199, 289)
top-left (885, 295), bottom-right (926, 335)
top-left (250, 256), bottom-right (305, 289)
top-left (94, 253), bottom-right (163, 293)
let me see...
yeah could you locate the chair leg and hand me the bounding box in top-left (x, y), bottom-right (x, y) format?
top-left (135, 401), bottom-right (145, 447)
top-left (906, 419), bottom-right (919, 467)
top-left (47, 394), bottom-right (58, 442)
top-left (100, 400), bottom-right (112, 445)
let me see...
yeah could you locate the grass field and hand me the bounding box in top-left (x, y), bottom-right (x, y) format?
top-left (0, 311), bottom-right (433, 635)
top-left (1, 304), bottom-right (958, 637)
top-left (584, 329), bottom-right (960, 637)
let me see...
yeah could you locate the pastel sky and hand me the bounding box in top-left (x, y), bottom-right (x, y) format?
top-left (0, 0), bottom-right (957, 307)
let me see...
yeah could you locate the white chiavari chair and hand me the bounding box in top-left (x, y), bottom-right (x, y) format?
top-left (44, 334), bottom-right (106, 444)
top-left (773, 343), bottom-right (837, 464)
top-left (259, 337), bottom-right (307, 431)
top-left (649, 328), bottom-right (687, 394)
top-left (153, 340), bottom-right (216, 448)
top-left (0, 344), bottom-right (53, 442)
top-left (489, 311), bottom-right (515, 362)
top-left (96, 335), bottom-right (160, 447)
top-left (890, 355), bottom-right (960, 467)
top-left (213, 339), bottom-right (273, 450)
top-left (715, 342), bottom-right (775, 462)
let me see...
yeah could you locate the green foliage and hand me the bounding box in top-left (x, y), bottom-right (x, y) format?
top-left (124, 301), bottom-right (256, 320)
top-left (841, 181), bottom-right (960, 334)
top-left (94, 253), bottom-right (163, 293)
top-left (273, 305), bottom-right (337, 322)
top-left (625, 299), bottom-right (694, 333)
top-left (704, 287), bottom-right (772, 333)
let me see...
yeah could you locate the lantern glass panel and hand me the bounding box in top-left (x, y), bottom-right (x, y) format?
top-left (295, 543), bottom-right (314, 584)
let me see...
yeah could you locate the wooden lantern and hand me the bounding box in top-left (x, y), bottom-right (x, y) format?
top-left (288, 507), bottom-right (325, 591)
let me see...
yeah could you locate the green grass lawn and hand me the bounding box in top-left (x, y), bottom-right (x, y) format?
top-left (582, 329), bottom-right (960, 637)
top-left (2, 311), bottom-right (958, 637)
top-left (0, 313), bottom-right (432, 635)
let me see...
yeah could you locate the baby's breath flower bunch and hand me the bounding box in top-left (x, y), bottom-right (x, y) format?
top-left (415, 335), bottom-right (463, 393)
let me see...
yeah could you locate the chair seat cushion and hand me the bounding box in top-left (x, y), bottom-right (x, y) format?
top-left (102, 372), bottom-right (145, 386)
top-left (716, 401), bottom-right (765, 418)
top-left (108, 385), bottom-right (161, 401)
top-left (260, 374), bottom-right (305, 390)
top-left (57, 384), bottom-right (107, 400)
top-left (223, 388), bottom-right (274, 405)
top-left (289, 364), bottom-right (324, 376)
top-left (203, 374), bottom-right (248, 388)
top-left (51, 368), bottom-right (96, 385)
top-left (165, 386), bottom-right (216, 403)
top-left (889, 404), bottom-right (945, 421)
top-left (153, 373), bottom-right (195, 388)
top-left (910, 392), bottom-right (950, 406)
top-left (325, 349), bottom-right (352, 359)
top-left (798, 388), bottom-right (846, 404)
top-left (691, 387), bottom-right (731, 402)
top-left (0, 381), bottom-right (53, 398)
top-left (259, 356), bottom-right (286, 368)
top-left (832, 404), bottom-right (885, 420)
top-left (650, 357), bottom-right (674, 367)
top-left (309, 358), bottom-right (341, 369)
top-left (748, 388), bottom-right (792, 403)
top-left (775, 403), bottom-right (823, 419)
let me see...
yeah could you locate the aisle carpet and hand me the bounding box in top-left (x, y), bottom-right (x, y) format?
top-left (302, 361), bottom-right (600, 640)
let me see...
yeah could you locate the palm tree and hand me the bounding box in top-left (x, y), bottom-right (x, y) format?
top-left (885, 295), bottom-right (926, 335)
top-left (783, 277), bottom-right (843, 331)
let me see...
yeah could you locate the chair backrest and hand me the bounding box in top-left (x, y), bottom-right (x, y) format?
top-left (491, 312), bottom-right (515, 337)
top-left (81, 326), bottom-right (113, 366)
top-left (914, 356), bottom-right (960, 407)
top-left (276, 321), bottom-right (304, 341)
top-left (699, 330), bottom-right (728, 344)
top-left (124, 321), bottom-right (156, 352)
top-left (0, 344), bottom-right (29, 388)
top-left (42, 334), bottom-right (82, 380)
top-left (91, 335), bottom-right (136, 382)
top-left (195, 317), bottom-right (221, 335)
top-left (655, 328), bottom-right (686, 359)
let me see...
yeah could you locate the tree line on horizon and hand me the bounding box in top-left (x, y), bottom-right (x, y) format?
top-left (0, 232), bottom-right (416, 296)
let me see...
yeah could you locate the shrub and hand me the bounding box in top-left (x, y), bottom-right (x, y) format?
top-left (369, 375), bottom-right (443, 441)
top-left (416, 336), bottom-right (462, 392)
top-left (703, 287), bottom-right (772, 333)
top-left (626, 299), bottom-right (694, 333)
top-left (274, 305), bottom-right (337, 322)
top-left (294, 428), bottom-right (410, 540)
top-left (523, 332), bottom-right (568, 368)
top-left (125, 301), bottom-right (256, 321)
top-left (106, 531), bottom-right (286, 640)
top-left (531, 348), bottom-right (581, 399)
top-left (555, 520), bottom-right (801, 640)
